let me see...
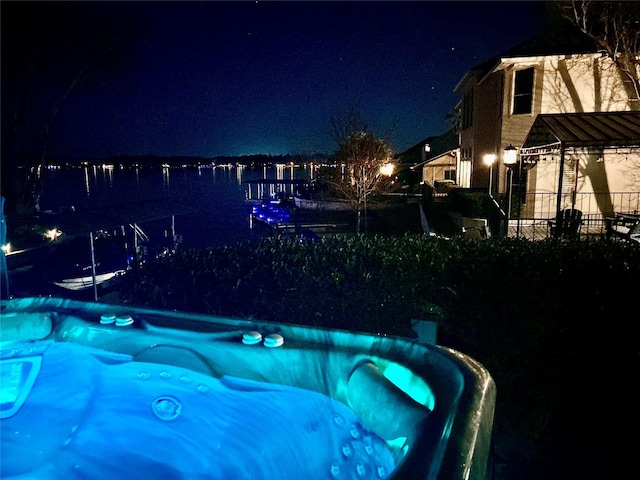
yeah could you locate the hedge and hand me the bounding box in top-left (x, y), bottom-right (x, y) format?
top-left (114, 235), bottom-right (639, 478)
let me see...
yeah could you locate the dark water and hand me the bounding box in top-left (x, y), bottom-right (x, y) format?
top-left (39, 163), bottom-right (312, 248)
top-left (6, 163), bottom-right (314, 298)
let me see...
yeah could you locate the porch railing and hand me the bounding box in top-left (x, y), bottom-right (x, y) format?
top-left (509, 191), bottom-right (640, 239)
top-left (426, 185), bottom-right (640, 240)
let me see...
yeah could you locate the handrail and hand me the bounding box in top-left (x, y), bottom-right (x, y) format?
top-left (488, 193), bottom-right (506, 218)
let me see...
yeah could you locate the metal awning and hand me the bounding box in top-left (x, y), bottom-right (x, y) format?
top-left (520, 111), bottom-right (640, 156)
top-left (518, 111), bottom-right (640, 218)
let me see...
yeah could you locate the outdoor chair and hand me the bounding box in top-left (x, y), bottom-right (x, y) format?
top-left (605, 213), bottom-right (640, 243)
top-left (548, 208), bottom-right (582, 239)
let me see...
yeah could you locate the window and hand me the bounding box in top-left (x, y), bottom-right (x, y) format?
top-left (499, 75), bottom-right (504, 117)
top-left (462, 90), bottom-right (473, 129)
top-left (444, 169), bottom-right (456, 181)
top-left (513, 68), bottom-right (534, 114)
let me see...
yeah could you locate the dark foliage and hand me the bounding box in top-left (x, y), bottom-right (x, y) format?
top-left (114, 236), bottom-right (639, 478)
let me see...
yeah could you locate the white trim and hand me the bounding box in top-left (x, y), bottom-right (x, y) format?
top-left (411, 149), bottom-right (459, 169)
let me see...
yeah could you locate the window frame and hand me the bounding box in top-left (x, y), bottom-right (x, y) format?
top-left (512, 67), bottom-right (534, 115)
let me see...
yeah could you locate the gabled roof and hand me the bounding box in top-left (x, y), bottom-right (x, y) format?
top-left (520, 111), bottom-right (640, 156)
top-left (499, 20), bottom-right (599, 59)
top-left (397, 129), bottom-right (458, 164)
top-left (411, 149), bottom-right (458, 170)
top-left (455, 19), bottom-right (599, 92)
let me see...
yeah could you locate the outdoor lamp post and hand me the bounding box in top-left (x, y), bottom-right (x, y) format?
top-left (503, 144), bottom-right (518, 236)
top-left (362, 163), bottom-right (395, 234)
top-left (482, 153), bottom-right (500, 236)
top-left (422, 143), bottom-right (431, 163)
top-left (379, 163), bottom-right (394, 177)
top-left (483, 153), bottom-right (496, 196)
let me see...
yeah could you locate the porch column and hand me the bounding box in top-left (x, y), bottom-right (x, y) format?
top-left (555, 145), bottom-right (565, 219)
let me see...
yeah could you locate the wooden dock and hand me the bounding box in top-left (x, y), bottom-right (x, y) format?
top-left (250, 213), bottom-right (350, 236)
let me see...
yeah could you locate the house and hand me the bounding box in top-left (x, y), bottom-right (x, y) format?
top-left (454, 18), bottom-right (640, 227)
top-left (397, 129), bottom-right (464, 187)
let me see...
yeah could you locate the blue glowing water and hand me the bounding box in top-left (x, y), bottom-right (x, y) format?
top-left (1, 341), bottom-right (396, 479)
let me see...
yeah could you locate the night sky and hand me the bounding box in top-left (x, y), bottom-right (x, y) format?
top-left (3, 1), bottom-right (546, 159)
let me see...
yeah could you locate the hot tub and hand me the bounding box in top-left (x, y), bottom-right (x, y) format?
top-left (1, 296), bottom-right (495, 479)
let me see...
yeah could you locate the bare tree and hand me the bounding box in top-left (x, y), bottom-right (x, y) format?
top-left (446, 103), bottom-right (463, 135)
top-left (557, 1), bottom-right (640, 108)
top-left (329, 104), bottom-right (369, 146)
top-left (319, 130), bottom-right (395, 233)
top-left (1, 2), bottom-right (133, 216)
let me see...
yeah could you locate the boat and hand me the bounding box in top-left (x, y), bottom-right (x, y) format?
top-left (52, 270), bottom-right (126, 291)
top-left (251, 202), bottom-right (291, 226)
top-left (294, 195), bottom-right (354, 211)
top-left (292, 179), bottom-right (353, 211)
top-left (12, 225), bottom-right (149, 294)
top-left (52, 226), bottom-right (148, 292)
top-left (0, 296), bottom-right (496, 480)
top-left (50, 234), bottom-right (131, 291)
top-left (246, 195), bottom-right (279, 206)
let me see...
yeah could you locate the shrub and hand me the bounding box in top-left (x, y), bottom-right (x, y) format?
top-left (114, 235), bottom-right (639, 475)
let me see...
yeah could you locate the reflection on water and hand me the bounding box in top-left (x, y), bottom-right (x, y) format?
top-left (162, 165), bottom-right (170, 187)
top-left (83, 167), bottom-right (90, 198)
top-left (235, 163), bottom-right (245, 184)
top-left (7, 163), bottom-right (351, 299)
top-left (38, 164), bottom-right (314, 249)
top-left (6, 163), bottom-right (327, 298)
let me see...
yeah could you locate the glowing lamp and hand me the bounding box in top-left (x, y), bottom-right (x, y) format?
top-left (379, 164), bottom-right (394, 177)
top-left (503, 144), bottom-right (518, 166)
top-left (45, 229), bottom-right (62, 241)
top-left (483, 153), bottom-right (496, 167)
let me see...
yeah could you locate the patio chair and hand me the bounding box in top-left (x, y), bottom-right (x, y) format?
top-left (606, 213), bottom-right (640, 243)
top-left (548, 208), bottom-right (582, 239)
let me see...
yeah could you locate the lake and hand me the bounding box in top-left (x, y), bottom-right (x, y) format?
top-left (5, 161), bottom-right (421, 298)
top-left (38, 162), bottom-right (315, 249)
top-left (4, 162), bottom-right (319, 298)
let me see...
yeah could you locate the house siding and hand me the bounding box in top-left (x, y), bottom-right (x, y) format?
top-left (459, 52), bottom-right (636, 207)
top-left (421, 154), bottom-right (459, 187)
top-left (533, 149), bottom-right (640, 217)
top-left (539, 55), bottom-right (631, 113)
top-left (472, 72), bottom-right (504, 189)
